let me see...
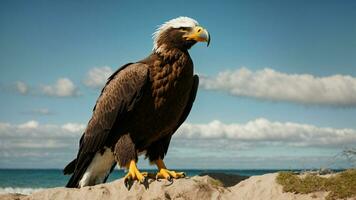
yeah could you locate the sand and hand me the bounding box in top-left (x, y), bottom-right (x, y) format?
top-left (0, 173), bottom-right (351, 200)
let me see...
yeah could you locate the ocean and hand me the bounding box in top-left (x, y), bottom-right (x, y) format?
top-left (0, 169), bottom-right (301, 194)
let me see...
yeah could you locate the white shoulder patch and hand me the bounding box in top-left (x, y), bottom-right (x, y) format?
top-left (153, 16), bottom-right (199, 51)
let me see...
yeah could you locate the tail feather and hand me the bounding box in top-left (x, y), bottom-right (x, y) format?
top-left (63, 159), bottom-right (76, 175)
top-left (65, 155), bottom-right (94, 188)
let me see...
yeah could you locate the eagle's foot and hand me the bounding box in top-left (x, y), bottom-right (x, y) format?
top-left (156, 168), bottom-right (186, 180)
top-left (155, 159), bottom-right (185, 181)
top-left (124, 160), bottom-right (147, 187)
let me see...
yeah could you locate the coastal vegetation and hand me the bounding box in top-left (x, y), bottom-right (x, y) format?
top-left (277, 169), bottom-right (356, 200)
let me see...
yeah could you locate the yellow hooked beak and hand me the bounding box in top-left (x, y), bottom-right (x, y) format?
top-left (183, 26), bottom-right (210, 46)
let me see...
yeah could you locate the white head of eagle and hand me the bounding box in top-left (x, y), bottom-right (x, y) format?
top-left (153, 16), bottom-right (210, 53)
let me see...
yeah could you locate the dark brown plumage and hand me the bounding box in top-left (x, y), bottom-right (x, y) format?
top-left (64, 17), bottom-right (209, 188)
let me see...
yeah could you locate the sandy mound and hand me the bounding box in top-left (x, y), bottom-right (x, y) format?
top-left (226, 173), bottom-right (330, 200)
top-left (0, 173), bottom-right (343, 200)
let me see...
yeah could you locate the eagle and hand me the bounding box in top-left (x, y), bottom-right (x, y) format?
top-left (63, 16), bottom-right (210, 188)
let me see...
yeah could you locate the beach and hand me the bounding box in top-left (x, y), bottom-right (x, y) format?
top-left (0, 169), bottom-right (281, 195)
top-left (2, 171), bottom-right (355, 200)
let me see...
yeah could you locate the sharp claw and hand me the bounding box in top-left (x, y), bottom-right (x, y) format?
top-left (168, 177), bottom-right (173, 182)
top-left (124, 179), bottom-right (129, 188)
top-left (155, 169), bottom-right (186, 181)
top-left (123, 160), bottom-right (148, 186)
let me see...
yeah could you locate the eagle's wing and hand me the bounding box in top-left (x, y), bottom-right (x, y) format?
top-left (173, 75), bottom-right (199, 134)
top-left (65, 62), bottom-right (149, 187)
top-left (146, 75), bottom-right (199, 161)
top-left (78, 62), bottom-right (148, 157)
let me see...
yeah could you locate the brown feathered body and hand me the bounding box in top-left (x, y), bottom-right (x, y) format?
top-left (64, 47), bottom-right (199, 187)
top-left (132, 50), bottom-right (193, 147)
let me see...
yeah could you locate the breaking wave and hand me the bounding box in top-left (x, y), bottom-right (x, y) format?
top-left (0, 187), bottom-right (45, 195)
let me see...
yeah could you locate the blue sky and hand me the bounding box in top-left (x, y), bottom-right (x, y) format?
top-left (0, 0), bottom-right (355, 169)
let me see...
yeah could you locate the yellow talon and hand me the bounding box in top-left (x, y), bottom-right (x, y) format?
top-left (156, 168), bottom-right (185, 180)
top-left (124, 160), bottom-right (147, 186)
top-left (155, 159), bottom-right (186, 180)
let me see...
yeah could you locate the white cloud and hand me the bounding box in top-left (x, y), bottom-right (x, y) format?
top-left (18, 120), bottom-right (39, 129)
top-left (0, 122), bottom-right (11, 131)
top-left (0, 120), bottom-right (85, 157)
top-left (41, 78), bottom-right (80, 97)
top-left (27, 108), bottom-right (53, 115)
top-left (62, 123), bottom-right (85, 133)
top-left (176, 118), bottom-right (356, 147)
top-left (15, 81), bottom-right (28, 95)
top-left (21, 108), bottom-right (54, 116)
top-left (200, 67), bottom-right (356, 106)
top-left (1, 118), bottom-right (354, 153)
top-left (0, 119), bottom-right (354, 169)
top-left (12, 140), bottom-right (68, 149)
top-left (0, 120), bottom-right (85, 142)
top-left (83, 66), bottom-right (113, 89)
top-left (11, 78), bottom-right (80, 97)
